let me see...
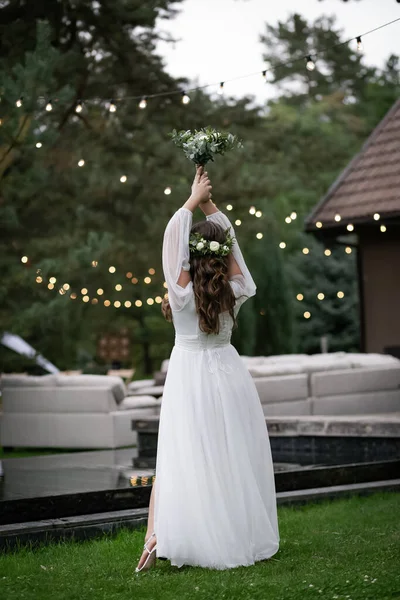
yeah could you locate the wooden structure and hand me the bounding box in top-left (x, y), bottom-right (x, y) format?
top-left (305, 98), bottom-right (400, 355)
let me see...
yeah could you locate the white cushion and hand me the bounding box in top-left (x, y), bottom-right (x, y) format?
top-left (311, 366), bottom-right (400, 397)
top-left (119, 395), bottom-right (161, 410)
top-left (127, 379), bottom-right (155, 391)
top-left (55, 374), bottom-right (126, 404)
top-left (1, 374), bottom-right (58, 388)
top-left (312, 390), bottom-right (400, 415)
top-left (128, 385), bottom-right (164, 397)
top-left (254, 374), bottom-right (308, 404)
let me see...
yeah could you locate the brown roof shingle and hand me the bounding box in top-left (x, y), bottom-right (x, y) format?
top-left (305, 97), bottom-right (400, 230)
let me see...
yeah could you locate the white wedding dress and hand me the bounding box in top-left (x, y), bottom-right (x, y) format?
top-left (153, 207), bottom-right (280, 570)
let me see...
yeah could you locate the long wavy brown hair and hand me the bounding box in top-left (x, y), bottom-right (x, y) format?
top-left (161, 220), bottom-right (239, 334)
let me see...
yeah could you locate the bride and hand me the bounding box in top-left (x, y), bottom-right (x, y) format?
top-left (136, 165), bottom-right (280, 572)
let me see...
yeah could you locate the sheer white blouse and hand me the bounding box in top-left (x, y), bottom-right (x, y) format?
top-left (162, 206), bottom-right (257, 312)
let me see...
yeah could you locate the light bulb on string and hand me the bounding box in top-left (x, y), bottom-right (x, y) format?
top-left (285, 217), bottom-right (292, 224)
top-left (36, 142), bottom-right (42, 149)
top-left (164, 187), bottom-right (172, 195)
top-left (290, 212), bottom-right (297, 220)
top-left (347, 224), bottom-right (354, 232)
top-left (181, 92), bottom-right (190, 105)
top-left (45, 99), bottom-right (53, 112)
top-left (78, 159), bottom-right (85, 167)
top-left (218, 82), bottom-right (224, 96)
top-left (16, 97), bottom-right (23, 108)
top-left (120, 175), bottom-right (127, 183)
top-left (306, 55), bottom-right (316, 71)
top-left (75, 101), bottom-right (83, 113)
top-left (316, 221), bottom-right (323, 229)
top-left (356, 36), bottom-right (363, 53)
top-left (109, 99), bottom-right (117, 112)
top-left (334, 214), bottom-right (341, 222)
top-left (139, 97), bottom-right (147, 109)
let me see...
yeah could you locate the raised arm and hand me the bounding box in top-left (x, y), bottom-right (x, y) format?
top-left (162, 166), bottom-right (212, 312)
top-left (199, 200), bottom-right (257, 304)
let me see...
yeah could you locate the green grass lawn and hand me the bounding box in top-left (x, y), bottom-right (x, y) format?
top-left (0, 491), bottom-right (399, 600)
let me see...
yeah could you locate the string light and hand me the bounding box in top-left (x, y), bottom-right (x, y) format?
top-left (124, 300), bottom-right (132, 308)
top-left (304, 311), bottom-right (311, 319)
top-left (144, 277), bottom-right (151, 284)
top-left (181, 92), bottom-right (190, 104)
top-left (149, 268), bottom-right (156, 275)
top-left (296, 294), bottom-right (304, 301)
top-left (120, 175), bottom-right (127, 183)
top-left (373, 213), bottom-right (380, 221)
top-left (345, 247), bottom-right (352, 254)
top-left (164, 187), bottom-right (172, 195)
top-left (255, 210), bottom-right (262, 218)
top-left (91, 260), bottom-right (98, 267)
top-left (337, 291), bottom-right (345, 299)
top-left (97, 288), bottom-right (104, 295)
top-left (249, 206), bottom-right (256, 215)
top-left (306, 56), bottom-right (315, 71)
top-left (114, 300), bottom-right (121, 308)
top-left (135, 300), bottom-right (143, 307)
top-left (78, 159), bottom-right (85, 167)
top-left (324, 249), bottom-right (331, 256)
top-left (75, 101), bottom-right (83, 113)
top-left (115, 284), bottom-right (122, 291)
top-left (104, 300), bottom-right (111, 307)
top-left (347, 224), bottom-right (354, 232)
top-left (235, 219), bottom-right (241, 226)
top-left (302, 247), bottom-right (310, 255)
top-left (126, 272), bottom-right (133, 278)
top-left (11, 19), bottom-right (397, 117)
top-left (226, 204), bottom-right (233, 211)
top-left (45, 100), bottom-right (53, 111)
top-left (147, 298), bottom-right (155, 305)
top-left (16, 97), bottom-right (23, 108)
top-left (285, 217), bottom-right (292, 224)
top-left (109, 266), bottom-right (116, 273)
top-left (70, 293), bottom-right (77, 299)
top-left (155, 296), bottom-right (162, 303)
top-left (91, 298), bottom-right (98, 305)
top-left (380, 224), bottom-right (387, 232)
top-left (316, 221), bottom-right (323, 228)
top-left (256, 233), bottom-right (263, 239)
top-left (109, 99), bottom-right (117, 112)
top-left (36, 142), bottom-right (42, 148)
top-left (48, 283), bottom-right (54, 290)
top-left (21, 256), bottom-right (28, 263)
top-left (218, 82), bottom-right (224, 95)
top-left (334, 214), bottom-right (341, 222)
top-left (36, 276), bottom-right (42, 283)
top-left (81, 287), bottom-right (88, 294)
top-left (279, 242), bottom-right (286, 249)
top-left (317, 293), bottom-right (325, 300)
top-left (63, 283), bottom-right (70, 290)
top-left (139, 97), bottom-right (147, 109)
top-left (290, 212), bottom-right (297, 220)
top-left (356, 36), bottom-right (363, 52)
top-left (83, 295), bottom-right (89, 302)
top-left (49, 276), bottom-right (57, 284)
top-left (132, 277), bottom-right (139, 284)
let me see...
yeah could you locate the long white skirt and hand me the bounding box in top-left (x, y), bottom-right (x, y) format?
top-left (153, 342), bottom-right (280, 570)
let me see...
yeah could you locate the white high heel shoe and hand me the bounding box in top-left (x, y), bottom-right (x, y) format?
top-left (135, 532), bottom-right (157, 572)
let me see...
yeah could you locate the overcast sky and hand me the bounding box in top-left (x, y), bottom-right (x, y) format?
top-left (156, 0), bottom-right (400, 104)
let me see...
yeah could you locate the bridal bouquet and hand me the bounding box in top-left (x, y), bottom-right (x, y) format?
top-left (170, 126), bottom-right (243, 167)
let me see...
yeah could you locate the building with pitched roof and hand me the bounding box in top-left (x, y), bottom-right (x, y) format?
top-left (305, 98), bottom-right (400, 355)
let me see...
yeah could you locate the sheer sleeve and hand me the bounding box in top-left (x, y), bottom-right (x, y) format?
top-left (206, 209), bottom-right (257, 306)
top-left (162, 207), bottom-right (193, 312)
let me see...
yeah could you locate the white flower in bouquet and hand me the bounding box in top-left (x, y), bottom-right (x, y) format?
top-left (209, 241), bottom-right (220, 251)
top-left (170, 126), bottom-right (244, 166)
top-left (196, 242), bottom-right (205, 250)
